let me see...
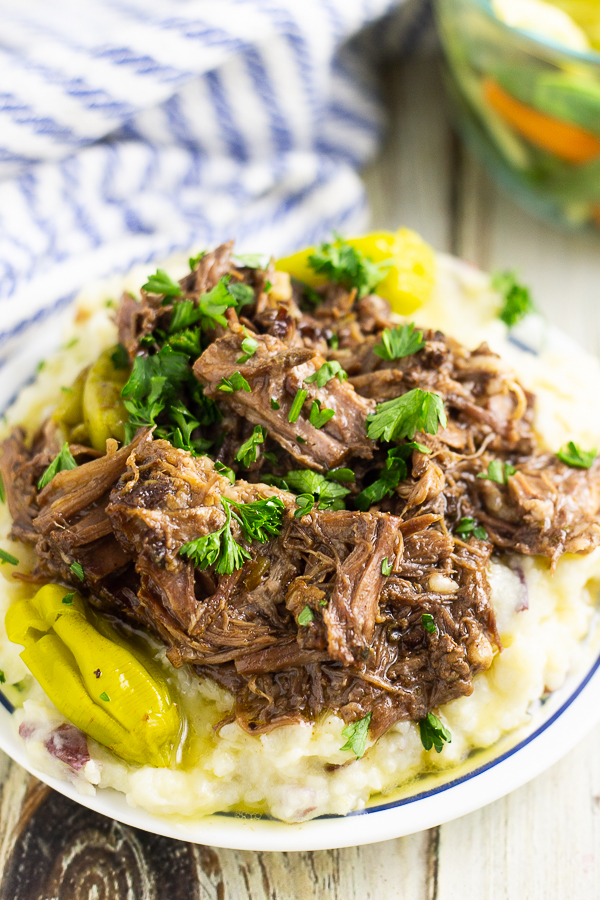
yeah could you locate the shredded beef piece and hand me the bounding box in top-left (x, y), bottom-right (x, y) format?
top-left (193, 323), bottom-right (374, 471)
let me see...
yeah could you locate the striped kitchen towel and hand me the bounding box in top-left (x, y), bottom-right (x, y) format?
top-left (0, 0), bottom-right (431, 362)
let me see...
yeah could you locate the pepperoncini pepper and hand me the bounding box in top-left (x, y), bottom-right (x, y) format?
top-left (275, 228), bottom-right (436, 315)
top-left (6, 584), bottom-right (181, 767)
top-left (82, 347), bottom-right (130, 453)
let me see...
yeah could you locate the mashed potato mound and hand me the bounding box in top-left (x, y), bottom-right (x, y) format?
top-left (1, 252), bottom-right (599, 823)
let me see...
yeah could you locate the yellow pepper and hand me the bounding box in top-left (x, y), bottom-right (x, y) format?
top-left (6, 584), bottom-right (181, 767)
top-left (275, 228), bottom-right (436, 315)
top-left (52, 367), bottom-right (88, 436)
top-left (82, 347), bottom-right (130, 453)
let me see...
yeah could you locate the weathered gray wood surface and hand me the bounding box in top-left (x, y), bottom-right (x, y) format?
top-left (1, 54), bottom-right (599, 898)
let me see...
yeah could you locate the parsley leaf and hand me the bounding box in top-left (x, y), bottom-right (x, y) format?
top-left (218, 372), bottom-right (251, 393)
top-left (373, 323), bottom-right (425, 361)
top-left (0, 473), bottom-right (6, 504)
top-left (340, 712), bottom-right (372, 758)
top-left (455, 517), bottom-right (488, 540)
top-left (422, 613), bottom-right (437, 634)
top-left (236, 329), bottom-right (259, 364)
top-left (297, 606), bottom-right (314, 626)
top-left (285, 470), bottom-right (350, 511)
top-left (142, 269), bottom-right (182, 298)
top-left (233, 252), bottom-right (266, 269)
top-left (197, 278), bottom-right (237, 328)
top-left (477, 460), bottom-right (516, 485)
top-left (326, 468), bottom-right (355, 483)
top-left (121, 347), bottom-right (190, 442)
top-left (308, 237), bottom-right (391, 299)
top-left (189, 251), bottom-right (205, 270)
top-left (38, 442), bottom-right (78, 490)
top-left (288, 389), bottom-right (308, 423)
top-left (294, 493), bottom-right (315, 517)
top-left (235, 425), bottom-right (266, 467)
top-left (100, 692), bottom-right (110, 702)
top-left (110, 343), bottom-right (130, 369)
top-left (0, 548), bottom-right (18, 566)
top-left (214, 461), bottom-right (235, 484)
top-left (270, 397), bottom-right (280, 410)
top-left (70, 561), bottom-right (85, 581)
top-left (224, 496), bottom-right (285, 543)
top-left (419, 712), bottom-right (451, 753)
top-left (355, 445), bottom-right (414, 511)
top-left (493, 271), bottom-right (535, 328)
top-left (366, 389), bottom-right (447, 442)
top-left (556, 442), bottom-right (597, 469)
top-left (62, 592), bottom-right (75, 605)
top-left (228, 282), bottom-right (255, 312)
top-left (180, 504), bottom-right (250, 575)
top-left (0, 670), bottom-right (5, 684)
top-left (304, 360), bottom-right (347, 388)
top-left (381, 557), bottom-right (393, 576)
top-left (309, 401), bottom-right (335, 429)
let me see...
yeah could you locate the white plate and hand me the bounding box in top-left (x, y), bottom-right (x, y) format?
top-left (0, 268), bottom-right (599, 852)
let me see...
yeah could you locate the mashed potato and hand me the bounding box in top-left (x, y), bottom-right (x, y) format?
top-left (1, 252), bottom-right (599, 823)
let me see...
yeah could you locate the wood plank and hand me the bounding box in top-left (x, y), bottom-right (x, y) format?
top-left (362, 55), bottom-right (455, 253)
top-left (0, 753), bottom-right (434, 900)
top-left (436, 722), bottom-right (600, 900)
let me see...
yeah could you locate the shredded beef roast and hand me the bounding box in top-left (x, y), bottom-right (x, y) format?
top-left (3, 240), bottom-right (600, 745)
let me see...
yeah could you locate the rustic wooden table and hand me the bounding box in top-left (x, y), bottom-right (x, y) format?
top-left (1, 54), bottom-right (599, 899)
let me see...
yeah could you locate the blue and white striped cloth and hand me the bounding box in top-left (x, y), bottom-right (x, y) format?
top-left (0, 0), bottom-right (430, 361)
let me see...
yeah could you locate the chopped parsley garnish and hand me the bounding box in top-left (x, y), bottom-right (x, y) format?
top-left (304, 360), bottom-right (347, 388)
top-left (0, 548), bottom-right (18, 566)
top-left (180, 504), bottom-right (250, 575)
top-left (309, 401), bottom-right (335, 429)
top-left (455, 517), bottom-right (488, 540)
top-left (296, 436), bottom-right (307, 444)
top-left (0, 473), bottom-right (5, 504)
top-left (419, 712), bottom-right (451, 753)
top-left (285, 470), bottom-right (350, 511)
top-left (288, 389), bottom-right (308, 423)
top-left (110, 343), bottom-right (130, 369)
top-left (235, 425), bottom-right (266, 467)
top-left (0, 670), bottom-right (5, 684)
top-left (492, 271), bottom-right (535, 328)
top-left (373, 323), bottom-right (425, 361)
top-left (340, 712), bottom-right (372, 758)
top-left (142, 269), bottom-right (182, 298)
top-left (233, 252), bottom-right (266, 269)
top-left (121, 346), bottom-right (190, 443)
top-left (100, 692), bottom-right (111, 702)
top-left (294, 493), bottom-right (315, 517)
top-left (381, 557), bottom-right (393, 576)
top-left (366, 389), bottom-right (447, 443)
top-left (326, 468), bottom-right (354, 483)
top-left (70, 562), bottom-right (85, 581)
top-left (236, 329), bottom-right (259, 364)
top-left (308, 237), bottom-right (391, 299)
top-left (556, 442), bottom-right (597, 469)
top-left (421, 613), bottom-right (437, 634)
top-left (38, 442), bottom-right (78, 490)
top-left (264, 281), bottom-right (272, 292)
top-left (270, 397), bottom-right (280, 410)
top-left (355, 445), bottom-right (413, 511)
top-left (477, 460), bottom-right (516, 485)
top-left (297, 606), bottom-right (314, 626)
top-left (228, 282), bottom-right (255, 312)
top-left (224, 495), bottom-right (285, 544)
top-left (214, 461), bottom-right (235, 484)
top-left (188, 251), bottom-right (205, 270)
top-left (329, 334), bottom-right (339, 350)
top-left (218, 372), bottom-right (251, 394)
top-left (62, 592), bottom-right (74, 606)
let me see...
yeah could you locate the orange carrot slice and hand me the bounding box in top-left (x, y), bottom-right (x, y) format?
top-left (483, 77), bottom-right (600, 165)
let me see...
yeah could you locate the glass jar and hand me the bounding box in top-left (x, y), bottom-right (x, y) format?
top-left (435, 0), bottom-right (600, 230)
